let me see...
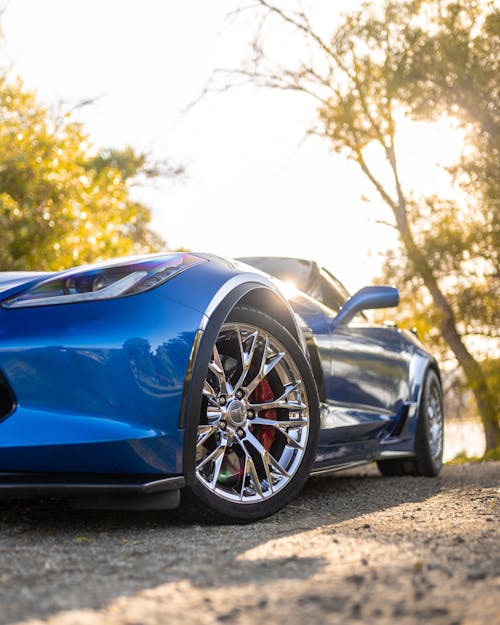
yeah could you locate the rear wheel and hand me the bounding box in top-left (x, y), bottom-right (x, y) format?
top-left (377, 369), bottom-right (444, 477)
top-left (188, 307), bottom-right (319, 522)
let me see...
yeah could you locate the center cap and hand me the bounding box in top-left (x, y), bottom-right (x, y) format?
top-left (227, 399), bottom-right (247, 427)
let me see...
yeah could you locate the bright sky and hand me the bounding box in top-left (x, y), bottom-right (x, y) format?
top-left (1, 0), bottom-right (460, 291)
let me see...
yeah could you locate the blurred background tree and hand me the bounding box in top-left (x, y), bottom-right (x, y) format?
top-left (377, 1), bottom-right (499, 431)
top-left (222, 0), bottom-right (499, 448)
top-left (0, 73), bottom-right (181, 272)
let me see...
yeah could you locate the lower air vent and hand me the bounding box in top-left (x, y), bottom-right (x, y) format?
top-left (0, 371), bottom-right (15, 421)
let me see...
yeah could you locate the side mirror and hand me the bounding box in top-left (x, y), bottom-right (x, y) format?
top-left (332, 286), bottom-right (399, 328)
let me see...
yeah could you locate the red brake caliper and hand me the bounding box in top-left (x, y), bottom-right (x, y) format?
top-left (249, 378), bottom-right (276, 451)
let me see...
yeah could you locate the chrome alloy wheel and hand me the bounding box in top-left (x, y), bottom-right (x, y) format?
top-left (195, 321), bottom-right (310, 504)
top-left (427, 381), bottom-right (444, 462)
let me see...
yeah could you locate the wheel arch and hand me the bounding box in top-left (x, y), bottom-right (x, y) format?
top-left (179, 280), bottom-right (308, 485)
top-left (403, 353), bottom-right (443, 446)
top-left (427, 358), bottom-right (442, 385)
top-left (236, 287), bottom-right (303, 347)
top-left (417, 357), bottom-right (443, 406)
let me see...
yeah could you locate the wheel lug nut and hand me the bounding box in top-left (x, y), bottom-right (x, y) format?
top-left (237, 428), bottom-right (245, 439)
top-left (219, 396), bottom-right (226, 406)
top-left (219, 420), bottom-right (227, 430)
top-left (235, 389), bottom-right (244, 399)
top-left (247, 409), bottom-right (255, 419)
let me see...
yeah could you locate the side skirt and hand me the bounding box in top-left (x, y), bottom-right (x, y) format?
top-left (309, 460), bottom-right (371, 477)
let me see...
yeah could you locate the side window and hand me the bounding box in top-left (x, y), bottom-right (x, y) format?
top-left (320, 268), bottom-right (368, 322)
top-left (318, 269), bottom-right (347, 313)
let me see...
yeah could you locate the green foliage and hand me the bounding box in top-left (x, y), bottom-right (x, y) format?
top-left (0, 74), bottom-right (165, 271)
top-left (482, 446), bottom-right (500, 462)
top-left (448, 446), bottom-right (500, 464)
top-left (377, 0), bottom-right (499, 350)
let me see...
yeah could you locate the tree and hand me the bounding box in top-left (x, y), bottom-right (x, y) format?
top-left (219, 0), bottom-right (498, 447)
top-left (0, 73), bottom-right (175, 272)
top-left (379, 1), bottom-right (498, 335)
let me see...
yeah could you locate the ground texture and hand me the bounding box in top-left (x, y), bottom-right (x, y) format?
top-left (1, 463), bottom-right (498, 625)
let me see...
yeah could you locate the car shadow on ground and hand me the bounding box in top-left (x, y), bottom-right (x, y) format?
top-left (0, 463), bottom-right (497, 625)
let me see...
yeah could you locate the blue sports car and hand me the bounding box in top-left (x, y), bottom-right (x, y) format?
top-left (0, 252), bottom-right (444, 521)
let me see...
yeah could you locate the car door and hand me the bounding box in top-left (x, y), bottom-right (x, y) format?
top-left (324, 321), bottom-right (410, 444)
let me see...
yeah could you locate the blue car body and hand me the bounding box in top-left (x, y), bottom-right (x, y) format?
top-left (0, 252), bottom-right (439, 507)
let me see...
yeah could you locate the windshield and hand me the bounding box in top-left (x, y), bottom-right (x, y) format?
top-left (238, 256), bottom-right (350, 313)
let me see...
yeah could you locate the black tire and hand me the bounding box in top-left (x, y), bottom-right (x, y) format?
top-left (186, 306), bottom-right (320, 522)
top-left (377, 369), bottom-right (444, 477)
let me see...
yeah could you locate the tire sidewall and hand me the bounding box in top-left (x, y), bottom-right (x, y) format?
top-left (415, 369), bottom-right (444, 477)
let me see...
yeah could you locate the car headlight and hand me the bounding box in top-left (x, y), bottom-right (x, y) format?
top-left (2, 253), bottom-right (204, 308)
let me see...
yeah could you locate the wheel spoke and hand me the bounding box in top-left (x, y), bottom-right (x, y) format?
top-left (262, 350), bottom-right (286, 379)
top-left (203, 379), bottom-right (216, 398)
top-left (249, 381), bottom-right (306, 412)
top-left (239, 455), bottom-right (249, 500)
top-left (241, 336), bottom-right (268, 395)
top-left (252, 416), bottom-right (308, 429)
top-left (265, 449), bottom-right (291, 479)
top-left (209, 446), bottom-right (226, 488)
top-left (203, 380), bottom-right (219, 407)
top-left (196, 439), bottom-right (226, 472)
top-left (233, 328), bottom-right (259, 392)
top-left (197, 424), bottom-right (217, 448)
top-left (250, 398), bottom-right (306, 411)
top-left (244, 338), bottom-right (286, 396)
top-left (233, 436), bottom-right (266, 499)
top-left (206, 406), bottom-right (222, 420)
top-left (245, 430), bottom-right (290, 479)
top-left (245, 454), bottom-right (263, 498)
top-left (208, 344), bottom-right (232, 395)
top-left (251, 417), bottom-right (306, 449)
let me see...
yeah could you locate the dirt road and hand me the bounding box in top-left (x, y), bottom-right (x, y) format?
top-left (1, 463), bottom-right (498, 625)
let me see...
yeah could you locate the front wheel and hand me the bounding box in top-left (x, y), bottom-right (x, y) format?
top-left (377, 369), bottom-right (444, 477)
top-left (188, 306), bottom-right (320, 522)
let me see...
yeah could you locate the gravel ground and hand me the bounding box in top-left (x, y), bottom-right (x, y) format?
top-left (1, 462), bottom-right (498, 625)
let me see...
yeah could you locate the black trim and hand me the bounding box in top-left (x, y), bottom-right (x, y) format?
top-left (0, 370), bottom-right (16, 423)
top-left (0, 472), bottom-right (184, 498)
top-left (305, 336), bottom-right (326, 403)
top-left (391, 403), bottom-right (411, 437)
